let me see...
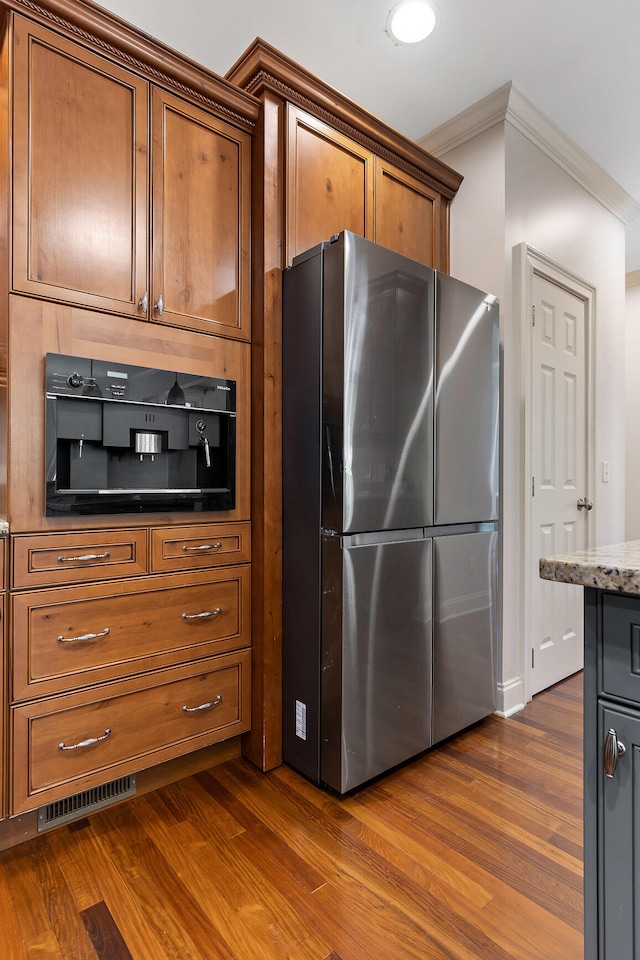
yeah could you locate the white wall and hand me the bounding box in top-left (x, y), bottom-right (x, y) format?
top-left (421, 101), bottom-right (627, 716)
top-left (505, 123), bottom-right (626, 546)
top-left (626, 277), bottom-right (640, 540)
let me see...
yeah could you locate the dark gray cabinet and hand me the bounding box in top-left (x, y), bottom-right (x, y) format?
top-left (585, 588), bottom-right (640, 959)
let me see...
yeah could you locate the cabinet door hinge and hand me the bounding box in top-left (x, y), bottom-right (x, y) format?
top-left (532, 476), bottom-right (535, 497)
top-left (532, 648), bottom-right (535, 669)
top-left (532, 305), bottom-right (536, 326)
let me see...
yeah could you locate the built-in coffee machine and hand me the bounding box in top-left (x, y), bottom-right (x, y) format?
top-left (45, 353), bottom-right (236, 515)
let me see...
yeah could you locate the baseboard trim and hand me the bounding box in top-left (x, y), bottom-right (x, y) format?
top-left (495, 676), bottom-right (526, 718)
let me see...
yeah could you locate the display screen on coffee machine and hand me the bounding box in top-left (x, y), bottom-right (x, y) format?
top-left (45, 353), bottom-right (236, 516)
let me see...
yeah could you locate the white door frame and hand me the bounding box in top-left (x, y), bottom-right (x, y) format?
top-left (515, 242), bottom-right (595, 703)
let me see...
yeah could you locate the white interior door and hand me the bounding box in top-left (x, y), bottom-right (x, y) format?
top-left (530, 271), bottom-right (589, 694)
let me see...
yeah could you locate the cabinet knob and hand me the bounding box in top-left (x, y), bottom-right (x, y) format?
top-left (154, 294), bottom-right (164, 317)
top-left (138, 291), bottom-right (149, 314)
top-left (604, 727), bottom-right (626, 778)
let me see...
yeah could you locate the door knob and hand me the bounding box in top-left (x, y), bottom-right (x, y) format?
top-left (577, 497), bottom-right (593, 511)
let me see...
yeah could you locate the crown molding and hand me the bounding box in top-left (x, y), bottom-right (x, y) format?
top-left (418, 81), bottom-right (640, 225)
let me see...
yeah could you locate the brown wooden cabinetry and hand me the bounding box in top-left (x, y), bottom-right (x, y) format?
top-left (11, 12), bottom-right (252, 340)
top-left (286, 105), bottom-right (374, 263)
top-left (0, 0), bottom-right (259, 838)
top-left (9, 521), bottom-right (251, 815)
top-left (374, 159), bottom-right (447, 268)
top-left (285, 104), bottom-right (447, 268)
top-left (226, 39), bottom-right (462, 770)
top-left (0, 537), bottom-right (5, 820)
top-left (12, 650), bottom-right (250, 814)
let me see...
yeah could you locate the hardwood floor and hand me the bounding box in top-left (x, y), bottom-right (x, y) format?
top-left (0, 673), bottom-right (583, 959)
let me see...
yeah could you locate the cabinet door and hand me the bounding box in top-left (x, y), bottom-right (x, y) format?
top-left (151, 89), bottom-right (251, 340)
top-left (286, 105), bottom-right (374, 264)
top-left (11, 16), bottom-right (149, 315)
top-left (599, 704), bottom-right (640, 959)
top-left (374, 159), bottom-right (442, 267)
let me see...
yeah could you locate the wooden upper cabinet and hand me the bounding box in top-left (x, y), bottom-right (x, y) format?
top-left (286, 106), bottom-right (373, 264)
top-left (11, 14), bottom-right (252, 340)
top-left (151, 90), bottom-right (251, 339)
top-left (11, 16), bottom-right (149, 317)
top-left (374, 159), bottom-right (443, 267)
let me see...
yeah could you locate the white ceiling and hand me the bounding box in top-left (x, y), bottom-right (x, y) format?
top-left (95, 0), bottom-right (640, 271)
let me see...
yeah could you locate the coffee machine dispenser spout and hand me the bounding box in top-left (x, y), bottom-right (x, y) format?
top-left (195, 419), bottom-right (211, 469)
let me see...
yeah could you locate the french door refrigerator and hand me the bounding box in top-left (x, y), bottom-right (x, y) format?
top-left (282, 231), bottom-right (499, 793)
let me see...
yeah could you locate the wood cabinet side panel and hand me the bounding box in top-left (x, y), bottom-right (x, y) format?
top-left (243, 94), bottom-right (284, 770)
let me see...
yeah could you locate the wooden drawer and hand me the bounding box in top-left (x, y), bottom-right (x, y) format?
top-left (11, 650), bottom-right (250, 814)
top-left (150, 522), bottom-right (250, 572)
top-left (12, 566), bottom-right (250, 700)
top-left (12, 530), bottom-right (148, 589)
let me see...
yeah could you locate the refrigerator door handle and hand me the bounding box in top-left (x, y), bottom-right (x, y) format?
top-left (325, 423), bottom-right (337, 499)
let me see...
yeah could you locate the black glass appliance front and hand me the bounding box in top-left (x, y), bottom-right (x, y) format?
top-left (45, 353), bottom-right (236, 516)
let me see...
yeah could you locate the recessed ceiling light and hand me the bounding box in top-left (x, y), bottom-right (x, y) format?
top-left (386, 0), bottom-right (439, 45)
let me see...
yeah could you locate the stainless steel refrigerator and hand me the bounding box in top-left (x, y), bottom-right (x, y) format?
top-left (282, 231), bottom-right (499, 793)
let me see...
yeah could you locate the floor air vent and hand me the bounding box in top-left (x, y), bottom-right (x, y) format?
top-left (37, 775), bottom-right (137, 832)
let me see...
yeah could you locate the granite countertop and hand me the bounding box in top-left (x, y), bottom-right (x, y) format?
top-left (540, 540), bottom-right (640, 594)
top-left (0, 520), bottom-right (7, 534)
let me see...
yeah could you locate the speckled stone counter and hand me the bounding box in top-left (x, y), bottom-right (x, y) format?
top-left (539, 539), bottom-right (640, 594)
top-left (0, 521), bottom-right (8, 535)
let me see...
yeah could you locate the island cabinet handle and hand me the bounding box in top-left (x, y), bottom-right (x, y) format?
top-left (57, 551), bottom-right (111, 563)
top-left (58, 728), bottom-right (112, 751)
top-left (181, 607), bottom-right (222, 620)
top-left (182, 695), bottom-right (222, 713)
top-left (604, 727), bottom-right (627, 778)
top-left (181, 542), bottom-right (223, 553)
top-left (57, 627), bottom-right (110, 644)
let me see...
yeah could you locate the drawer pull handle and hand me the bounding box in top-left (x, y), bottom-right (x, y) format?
top-left (604, 727), bottom-right (627, 778)
top-left (181, 607), bottom-right (222, 620)
top-left (181, 542), bottom-right (223, 553)
top-left (57, 551), bottom-right (111, 563)
top-left (57, 627), bottom-right (110, 644)
top-left (58, 728), bottom-right (112, 751)
top-left (182, 695), bottom-right (222, 713)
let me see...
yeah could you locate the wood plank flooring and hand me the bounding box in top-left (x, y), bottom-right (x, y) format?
top-left (0, 672), bottom-right (583, 959)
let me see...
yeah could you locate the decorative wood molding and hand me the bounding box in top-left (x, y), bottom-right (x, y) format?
top-left (226, 38), bottom-right (462, 201)
top-left (419, 81), bottom-right (640, 225)
top-left (2, 0), bottom-right (260, 130)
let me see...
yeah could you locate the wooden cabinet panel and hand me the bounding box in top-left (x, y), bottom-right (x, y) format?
top-left (11, 650), bottom-right (251, 813)
top-left (12, 566), bottom-right (250, 700)
top-left (374, 159), bottom-right (442, 267)
top-left (286, 105), bottom-right (374, 264)
top-left (12, 529), bottom-right (149, 588)
top-left (11, 15), bottom-right (252, 341)
top-left (11, 16), bottom-right (149, 315)
top-left (151, 90), bottom-right (251, 339)
top-left (150, 522), bottom-right (250, 572)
